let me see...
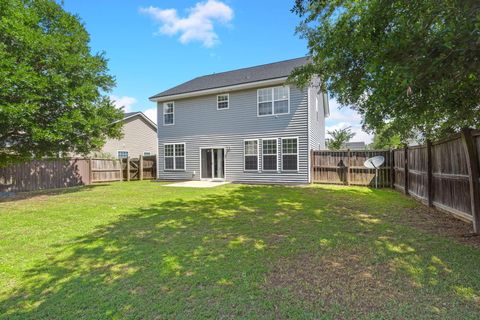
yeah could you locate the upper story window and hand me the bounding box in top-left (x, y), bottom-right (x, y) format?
top-left (143, 151), bottom-right (151, 156)
top-left (163, 102), bottom-right (174, 125)
top-left (217, 94), bottom-right (229, 110)
top-left (257, 86), bottom-right (289, 116)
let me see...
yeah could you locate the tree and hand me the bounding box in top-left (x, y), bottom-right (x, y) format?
top-left (290, 0), bottom-right (480, 141)
top-left (327, 127), bottom-right (355, 150)
top-left (0, 0), bottom-right (123, 167)
top-left (369, 126), bottom-right (403, 150)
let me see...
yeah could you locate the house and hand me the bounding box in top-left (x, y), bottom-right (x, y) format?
top-left (345, 141), bottom-right (366, 150)
top-left (99, 111), bottom-right (157, 159)
top-left (149, 57), bottom-right (329, 183)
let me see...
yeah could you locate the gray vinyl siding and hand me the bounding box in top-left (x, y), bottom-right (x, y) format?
top-left (157, 85), bottom-right (309, 183)
top-left (308, 86), bottom-right (326, 151)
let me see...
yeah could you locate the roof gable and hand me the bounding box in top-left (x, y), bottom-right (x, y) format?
top-left (116, 112), bottom-right (157, 131)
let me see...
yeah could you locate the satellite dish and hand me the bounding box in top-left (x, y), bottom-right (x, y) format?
top-left (364, 156), bottom-right (385, 169)
top-left (364, 156), bottom-right (385, 188)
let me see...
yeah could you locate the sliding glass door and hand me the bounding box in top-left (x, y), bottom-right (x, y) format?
top-left (201, 148), bottom-right (225, 180)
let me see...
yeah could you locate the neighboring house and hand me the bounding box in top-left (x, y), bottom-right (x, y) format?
top-left (149, 57), bottom-right (329, 183)
top-left (345, 141), bottom-right (366, 150)
top-left (100, 112), bottom-right (157, 159)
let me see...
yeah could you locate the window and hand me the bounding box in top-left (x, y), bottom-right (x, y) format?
top-left (257, 86), bottom-right (289, 116)
top-left (164, 143), bottom-right (185, 170)
top-left (217, 94), bottom-right (229, 110)
top-left (258, 88), bottom-right (272, 116)
top-left (163, 102), bottom-right (174, 125)
top-left (143, 152), bottom-right (151, 156)
top-left (282, 138), bottom-right (298, 171)
top-left (315, 96), bottom-right (319, 121)
top-left (117, 150), bottom-right (129, 159)
top-left (273, 86), bottom-right (289, 114)
top-left (262, 139), bottom-right (277, 171)
top-left (244, 140), bottom-right (258, 171)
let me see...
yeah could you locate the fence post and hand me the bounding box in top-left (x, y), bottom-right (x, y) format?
top-left (390, 149), bottom-right (395, 188)
top-left (89, 158), bottom-right (93, 184)
top-left (461, 128), bottom-right (480, 233)
top-left (139, 155), bottom-right (144, 181)
top-left (404, 146), bottom-right (409, 195)
top-left (118, 159), bottom-right (123, 181)
top-left (347, 149), bottom-right (351, 185)
top-left (426, 139), bottom-right (433, 207)
top-left (126, 157), bottom-right (130, 181)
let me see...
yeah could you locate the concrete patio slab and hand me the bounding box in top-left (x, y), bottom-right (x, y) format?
top-left (165, 181), bottom-right (230, 188)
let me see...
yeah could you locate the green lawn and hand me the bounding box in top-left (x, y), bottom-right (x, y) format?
top-left (0, 181), bottom-right (479, 319)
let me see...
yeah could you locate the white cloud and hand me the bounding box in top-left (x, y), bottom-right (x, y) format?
top-left (326, 99), bottom-right (373, 143)
top-left (110, 95), bottom-right (137, 112)
top-left (143, 107), bottom-right (157, 124)
top-left (326, 122), bottom-right (373, 144)
top-left (140, 0), bottom-right (234, 47)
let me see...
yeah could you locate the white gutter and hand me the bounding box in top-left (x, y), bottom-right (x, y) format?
top-left (149, 77), bottom-right (288, 102)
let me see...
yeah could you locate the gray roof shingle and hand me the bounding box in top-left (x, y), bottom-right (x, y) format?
top-left (150, 57), bottom-right (309, 99)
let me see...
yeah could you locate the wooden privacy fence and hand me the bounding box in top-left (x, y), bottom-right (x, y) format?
top-left (311, 149), bottom-right (392, 187)
top-left (90, 158), bottom-right (123, 183)
top-left (311, 129), bottom-right (479, 232)
top-left (393, 129), bottom-right (480, 232)
top-left (0, 156), bottom-right (157, 193)
top-left (0, 158), bottom-right (91, 192)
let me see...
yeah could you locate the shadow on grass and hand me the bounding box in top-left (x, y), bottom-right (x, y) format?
top-left (0, 184), bottom-right (110, 203)
top-left (1, 185), bottom-right (479, 319)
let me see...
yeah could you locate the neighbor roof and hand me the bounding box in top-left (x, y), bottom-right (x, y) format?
top-left (118, 111), bottom-right (157, 130)
top-left (124, 111), bottom-right (141, 118)
top-left (149, 57), bottom-right (309, 100)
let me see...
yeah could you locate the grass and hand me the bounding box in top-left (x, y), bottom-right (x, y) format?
top-left (0, 181), bottom-right (479, 319)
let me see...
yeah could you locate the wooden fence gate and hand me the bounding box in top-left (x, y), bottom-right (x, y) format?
top-left (121, 155), bottom-right (157, 181)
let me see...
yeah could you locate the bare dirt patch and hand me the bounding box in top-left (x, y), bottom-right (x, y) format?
top-left (400, 205), bottom-right (480, 248)
top-left (265, 250), bottom-right (409, 316)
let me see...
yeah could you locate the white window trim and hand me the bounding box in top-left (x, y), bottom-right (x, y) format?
top-left (257, 86), bottom-right (290, 117)
top-left (217, 93), bottom-right (229, 110)
top-left (163, 101), bottom-right (175, 126)
top-left (117, 150), bottom-right (129, 159)
top-left (163, 142), bottom-right (186, 171)
top-left (243, 139), bottom-right (259, 172)
top-left (262, 138), bottom-right (278, 172)
top-left (281, 137), bottom-right (299, 172)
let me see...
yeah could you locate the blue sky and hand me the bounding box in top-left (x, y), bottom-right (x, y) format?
top-left (63, 0), bottom-right (371, 142)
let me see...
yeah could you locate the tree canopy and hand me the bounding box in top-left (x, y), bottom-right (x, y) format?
top-left (369, 125), bottom-right (403, 150)
top-left (291, 0), bottom-right (480, 142)
top-left (0, 0), bottom-right (123, 167)
top-left (327, 127), bottom-right (355, 150)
